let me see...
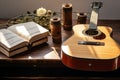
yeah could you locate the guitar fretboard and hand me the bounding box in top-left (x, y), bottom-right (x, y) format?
top-left (89, 8), bottom-right (99, 30)
top-left (89, 2), bottom-right (102, 30)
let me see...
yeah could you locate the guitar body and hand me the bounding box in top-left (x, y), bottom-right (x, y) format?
top-left (61, 24), bottom-right (120, 71)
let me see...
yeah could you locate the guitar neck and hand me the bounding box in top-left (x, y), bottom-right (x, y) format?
top-left (89, 2), bottom-right (103, 30)
top-left (89, 8), bottom-right (99, 30)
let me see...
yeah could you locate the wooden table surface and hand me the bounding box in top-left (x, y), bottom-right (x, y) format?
top-left (0, 20), bottom-right (120, 59)
top-left (0, 19), bottom-right (120, 79)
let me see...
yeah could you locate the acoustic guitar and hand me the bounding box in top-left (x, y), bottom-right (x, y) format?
top-left (61, 2), bottom-right (120, 71)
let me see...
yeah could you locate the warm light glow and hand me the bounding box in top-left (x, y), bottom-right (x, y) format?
top-left (43, 51), bottom-right (60, 59)
top-left (62, 44), bottom-right (97, 59)
top-left (16, 25), bottom-right (30, 37)
top-left (62, 45), bottom-right (72, 55)
top-left (28, 56), bottom-right (32, 59)
top-left (14, 23), bottom-right (47, 40)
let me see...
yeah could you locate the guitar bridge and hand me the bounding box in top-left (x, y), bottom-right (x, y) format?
top-left (78, 41), bottom-right (105, 46)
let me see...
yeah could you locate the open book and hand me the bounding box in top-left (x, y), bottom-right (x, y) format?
top-left (0, 21), bottom-right (49, 57)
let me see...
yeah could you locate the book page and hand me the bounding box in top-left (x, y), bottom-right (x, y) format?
top-left (7, 22), bottom-right (49, 44)
top-left (0, 29), bottom-right (28, 51)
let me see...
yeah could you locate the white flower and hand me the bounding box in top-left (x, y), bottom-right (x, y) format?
top-left (37, 7), bottom-right (47, 16)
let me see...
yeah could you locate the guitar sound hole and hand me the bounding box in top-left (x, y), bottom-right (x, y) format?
top-left (83, 29), bottom-right (106, 39)
top-left (85, 29), bottom-right (99, 36)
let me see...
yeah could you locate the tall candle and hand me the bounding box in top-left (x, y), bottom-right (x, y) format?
top-left (50, 17), bottom-right (62, 43)
top-left (62, 3), bottom-right (72, 30)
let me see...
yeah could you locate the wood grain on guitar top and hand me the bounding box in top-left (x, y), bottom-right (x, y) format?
top-left (61, 24), bottom-right (120, 71)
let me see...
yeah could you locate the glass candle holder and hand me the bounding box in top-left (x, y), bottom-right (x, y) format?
top-left (50, 17), bottom-right (62, 43)
top-left (62, 3), bottom-right (72, 30)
